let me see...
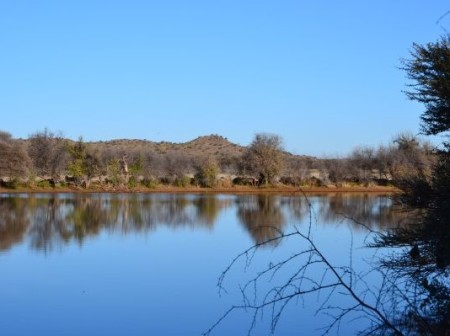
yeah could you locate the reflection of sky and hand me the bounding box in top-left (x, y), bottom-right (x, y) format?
top-left (0, 193), bottom-right (398, 335)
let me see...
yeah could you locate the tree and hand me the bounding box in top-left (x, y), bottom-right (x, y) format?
top-left (366, 35), bottom-right (450, 335)
top-left (67, 137), bottom-right (87, 182)
top-left (194, 158), bottom-right (219, 188)
top-left (322, 157), bottom-right (348, 187)
top-left (194, 157), bottom-right (219, 188)
top-left (348, 146), bottom-right (377, 185)
top-left (126, 154), bottom-right (143, 187)
top-left (241, 133), bottom-right (284, 186)
top-left (403, 36), bottom-right (450, 135)
top-left (27, 128), bottom-right (68, 180)
top-left (399, 36), bottom-right (450, 207)
top-left (66, 137), bottom-right (101, 187)
top-left (0, 131), bottom-right (30, 182)
top-left (163, 152), bottom-right (192, 186)
top-left (282, 156), bottom-right (311, 187)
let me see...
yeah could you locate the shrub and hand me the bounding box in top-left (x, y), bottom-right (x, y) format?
top-left (37, 180), bottom-right (52, 188)
top-left (142, 177), bottom-right (158, 189)
top-left (127, 176), bottom-right (138, 188)
top-left (194, 159), bottom-right (219, 188)
top-left (174, 175), bottom-right (191, 187)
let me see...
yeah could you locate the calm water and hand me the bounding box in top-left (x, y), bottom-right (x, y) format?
top-left (0, 193), bottom-right (403, 336)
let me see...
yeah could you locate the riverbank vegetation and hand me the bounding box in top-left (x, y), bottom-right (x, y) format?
top-left (0, 128), bottom-right (434, 193)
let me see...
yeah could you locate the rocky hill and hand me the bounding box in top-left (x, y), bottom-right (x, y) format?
top-left (89, 134), bottom-right (246, 161)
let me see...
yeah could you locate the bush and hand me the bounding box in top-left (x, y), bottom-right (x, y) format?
top-left (232, 177), bottom-right (257, 186)
top-left (142, 177), bottom-right (158, 189)
top-left (37, 180), bottom-right (52, 188)
top-left (0, 178), bottom-right (18, 189)
top-left (127, 176), bottom-right (138, 188)
top-left (193, 159), bottom-right (219, 188)
top-left (174, 175), bottom-right (191, 187)
top-left (279, 176), bottom-right (303, 187)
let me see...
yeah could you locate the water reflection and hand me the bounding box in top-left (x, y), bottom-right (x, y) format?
top-left (314, 193), bottom-right (410, 230)
top-left (236, 195), bottom-right (286, 244)
top-left (0, 197), bottom-right (29, 251)
top-left (0, 193), bottom-right (401, 253)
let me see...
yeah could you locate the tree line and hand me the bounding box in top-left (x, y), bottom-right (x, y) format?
top-left (0, 128), bottom-right (435, 190)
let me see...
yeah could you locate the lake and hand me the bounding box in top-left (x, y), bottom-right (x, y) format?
top-left (0, 193), bottom-right (403, 336)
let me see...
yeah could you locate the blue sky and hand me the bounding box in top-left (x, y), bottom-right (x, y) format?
top-left (0, 1), bottom-right (448, 156)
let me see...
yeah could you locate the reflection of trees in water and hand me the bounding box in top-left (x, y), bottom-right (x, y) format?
top-left (315, 193), bottom-right (409, 231)
top-left (29, 196), bottom-right (72, 251)
top-left (0, 193), bottom-right (407, 253)
top-left (236, 194), bottom-right (405, 245)
top-left (193, 195), bottom-right (226, 226)
top-left (0, 194), bottom-right (233, 252)
top-left (207, 191), bottom-right (450, 335)
top-left (280, 196), bottom-right (309, 221)
top-left (148, 195), bottom-right (232, 228)
top-left (236, 195), bottom-right (285, 245)
top-left (0, 193), bottom-right (404, 252)
top-left (0, 197), bottom-right (29, 251)
top-left (65, 195), bottom-right (111, 243)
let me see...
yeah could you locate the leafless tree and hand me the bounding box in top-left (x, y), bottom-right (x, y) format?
top-left (0, 131), bottom-right (30, 181)
top-left (27, 128), bottom-right (68, 180)
top-left (390, 133), bottom-right (435, 182)
top-left (163, 152), bottom-right (193, 185)
top-left (282, 156), bottom-right (310, 186)
top-left (348, 147), bottom-right (377, 185)
top-left (241, 133), bottom-right (284, 186)
top-left (322, 157), bottom-right (349, 187)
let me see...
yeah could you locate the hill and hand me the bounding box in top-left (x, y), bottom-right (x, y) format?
top-left (88, 134), bottom-right (246, 161)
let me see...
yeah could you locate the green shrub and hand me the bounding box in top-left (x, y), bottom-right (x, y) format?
top-left (127, 176), bottom-right (138, 188)
top-left (37, 180), bottom-right (52, 188)
top-left (142, 177), bottom-right (158, 189)
top-left (194, 159), bottom-right (219, 188)
top-left (174, 175), bottom-right (191, 187)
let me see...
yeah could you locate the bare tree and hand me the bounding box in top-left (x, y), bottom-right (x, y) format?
top-left (282, 156), bottom-right (310, 186)
top-left (241, 133), bottom-right (284, 186)
top-left (163, 152), bottom-right (193, 186)
top-left (348, 146), bottom-right (377, 185)
top-left (0, 131), bottom-right (30, 182)
top-left (384, 133), bottom-right (436, 206)
top-left (27, 128), bottom-right (68, 180)
top-left (322, 157), bottom-right (349, 187)
top-left (391, 133), bottom-right (435, 180)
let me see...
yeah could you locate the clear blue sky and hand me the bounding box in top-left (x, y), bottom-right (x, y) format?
top-left (0, 1), bottom-right (448, 156)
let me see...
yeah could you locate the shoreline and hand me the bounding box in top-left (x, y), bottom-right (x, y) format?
top-left (0, 185), bottom-right (400, 195)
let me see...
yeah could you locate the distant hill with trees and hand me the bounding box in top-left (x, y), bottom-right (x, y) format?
top-left (0, 130), bottom-right (434, 191)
